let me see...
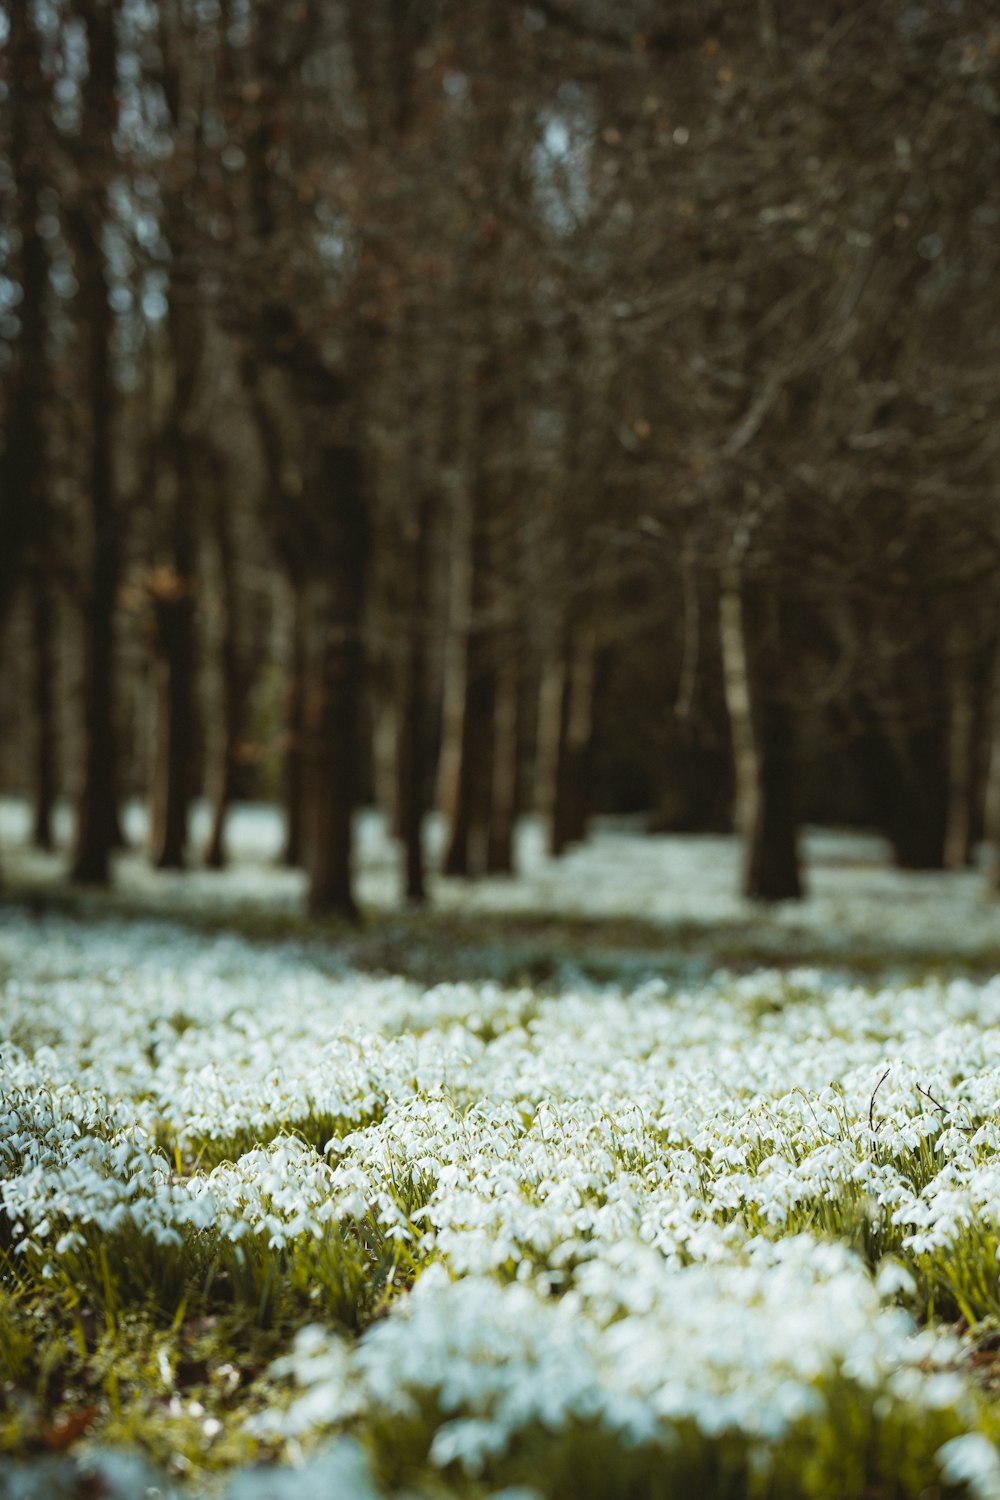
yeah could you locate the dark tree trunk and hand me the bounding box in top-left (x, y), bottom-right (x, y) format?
top-left (439, 481), bottom-right (496, 879)
top-left (541, 629), bottom-right (595, 859)
top-left (306, 444), bottom-right (368, 919)
top-left (653, 577), bottom-right (734, 835)
top-left (73, 578), bottom-right (118, 887)
top-left (437, 512), bottom-right (472, 875)
top-left (399, 495), bottom-right (433, 903)
top-left (441, 639), bottom-right (495, 878)
top-left (536, 652), bottom-right (562, 851)
top-left (744, 689), bottom-right (802, 901)
top-left (486, 651), bottom-right (519, 874)
top-left (565, 631), bottom-right (595, 851)
top-left (3, 4), bottom-right (51, 882)
top-left (204, 478), bottom-right (246, 870)
top-left (148, 575), bottom-right (195, 869)
top-left (149, 283), bottom-right (200, 870)
top-left (0, 5), bottom-right (47, 632)
top-left (719, 569), bottom-right (802, 903)
top-left (283, 578), bottom-right (307, 868)
top-left (239, 366), bottom-right (308, 872)
top-left (856, 709), bottom-right (949, 872)
top-left (31, 572), bottom-right (58, 851)
top-left (944, 651), bottom-right (977, 870)
top-left (440, 335), bottom-right (523, 880)
top-left (70, 9), bottom-right (120, 886)
top-left (888, 728), bottom-right (949, 871)
top-left (73, 495), bottom-right (119, 887)
top-left (719, 570), bottom-right (757, 848)
top-left (549, 656), bottom-right (575, 859)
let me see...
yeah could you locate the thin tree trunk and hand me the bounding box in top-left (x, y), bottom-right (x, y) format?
top-left (563, 628), bottom-right (596, 848)
top-left (283, 578), bottom-right (307, 867)
top-left (149, 283), bottom-right (200, 869)
top-left (71, 0), bottom-right (127, 885)
top-left (550, 663), bottom-right (576, 858)
top-left (399, 495), bottom-right (433, 903)
top-left (486, 650), bottom-right (519, 874)
top-left (31, 572), bottom-right (57, 851)
top-left (718, 569), bottom-right (758, 848)
top-left (148, 570), bottom-right (195, 869)
top-left (719, 569), bottom-right (802, 902)
top-left (438, 481), bottom-right (482, 877)
top-left (0, 4), bottom-right (47, 632)
top-left (3, 2), bottom-right (50, 880)
top-left (240, 348), bottom-right (309, 855)
top-left (440, 335), bottom-right (513, 879)
top-left (543, 627), bottom-right (595, 858)
top-left (70, 0), bottom-right (124, 886)
top-left (204, 478), bottom-right (245, 869)
top-left (306, 443), bottom-right (367, 919)
top-left (442, 636), bottom-right (495, 877)
top-left (535, 644), bottom-right (562, 840)
top-left (374, 696), bottom-right (400, 839)
top-left (944, 655), bottom-right (977, 870)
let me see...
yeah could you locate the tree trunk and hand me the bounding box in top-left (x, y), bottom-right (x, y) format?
top-left (149, 277), bottom-right (201, 869)
top-left (374, 696), bottom-right (400, 838)
top-left (399, 495), bottom-right (433, 903)
top-left (440, 334), bottom-right (520, 880)
top-left (542, 628), bottom-right (596, 858)
top-left (944, 653), bottom-right (977, 870)
top-left (306, 443), bottom-right (368, 919)
top-left (441, 638), bottom-right (495, 877)
top-left (886, 728), bottom-right (949, 870)
top-left (654, 575), bottom-right (733, 834)
top-left (283, 577), bottom-right (307, 867)
top-left (0, 4), bottom-right (47, 632)
top-left (31, 572), bottom-right (58, 852)
top-left (439, 480), bottom-right (496, 878)
top-left (564, 629), bottom-right (596, 849)
top-left (70, 6), bottom-right (120, 886)
top-left (486, 651), bottom-right (519, 874)
top-left (3, 3), bottom-right (51, 879)
top-left (549, 657), bottom-right (575, 858)
top-left (744, 688), bottom-right (802, 901)
top-left (73, 566), bottom-right (118, 887)
top-left (204, 477), bottom-right (245, 869)
top-left (718, 570), bottom-right (758, 848)
top-left (148, 573), bottom-right (195, 869)
top-left (719, 569), bottom-right (802, 902)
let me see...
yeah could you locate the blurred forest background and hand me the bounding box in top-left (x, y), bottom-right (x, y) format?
top-left (1, 0), bottom-right (999, 918)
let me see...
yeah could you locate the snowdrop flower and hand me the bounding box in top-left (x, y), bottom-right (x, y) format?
top-left (937, 1434), bottom-right (1000, 1499)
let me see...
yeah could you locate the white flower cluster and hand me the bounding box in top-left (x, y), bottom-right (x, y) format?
top-left (195, 1137), bottom-right (342, 1250)
top-left (5, 905), bottom-right (1000, 1492)
top-left (258, 1239), bottom-right (973, 1472)
top-left (6, 915), bottom-right (1000, 1285)
top-left (2, 1123), bottom-right (215, 1256)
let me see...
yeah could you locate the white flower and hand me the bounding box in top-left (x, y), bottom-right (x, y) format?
top-left (938, 1434), bottom-right (1000, 1499)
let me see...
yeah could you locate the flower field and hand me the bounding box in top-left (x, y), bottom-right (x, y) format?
top-left (6, 826), bottom-right (1000, 1496)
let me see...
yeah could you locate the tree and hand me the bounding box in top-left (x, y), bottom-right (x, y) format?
top-left (0, 3), bottom-right (49, 630)
top-left (69, 0), bottom-right (124, 887)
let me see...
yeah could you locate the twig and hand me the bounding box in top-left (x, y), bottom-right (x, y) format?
top-left (869, 1067), bottom-right (891, 1131)
top-left (916, 1083), bottom-right (947, 1117)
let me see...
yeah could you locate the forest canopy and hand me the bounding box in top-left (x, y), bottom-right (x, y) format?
top-left (1, 0), bottom-right (999, 913)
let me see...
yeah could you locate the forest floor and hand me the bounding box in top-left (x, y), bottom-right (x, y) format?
top-left (5, 805), bottom-right (1000, 1498)
top-left (4, 799), bottom-right (1000, 983)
